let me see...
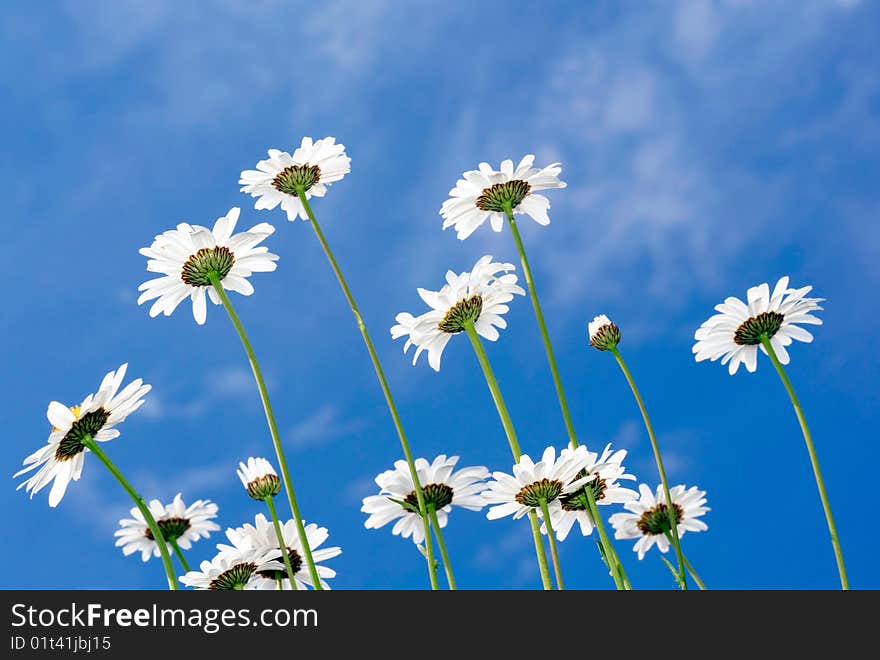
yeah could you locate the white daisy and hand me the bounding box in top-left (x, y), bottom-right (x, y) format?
top-left (179, 547), bottom-right (281, 591)
top-left (137, 207), bottom-right (278, 325)
top-left (440, 155), bottom-right (567, 240)
top-left (544, 443), bottom-right (638, 541)
top-left (221, 514), bottom-right (341, 590)
top-left (237, 456), bottom-right (281, 501)
top-left (588, 314), bottom-right (621, 351)
top-left (239, 136), bottom-right (351, 221)
top-left (609, 484), bottom-right (710, 560)
top-left (693, 276), bottom-right (824, 375)
top-left (114, 493), bottom-right (220, 562)
top-left (482, 446), bottom-right (593, 522)
top-left (391, 255), bottom-right (525, 371)
top-left (15, 364), bottom-right (150, 507)
top-left (361, 455), bottom-right (489, 544)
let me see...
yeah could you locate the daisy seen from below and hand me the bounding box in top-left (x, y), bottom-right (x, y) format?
top-left (179, 546), bottom-right (282, 591)
top-left (439, 155), bottom-right (566, 240)
top-left (482, 445), bottom-right (594, 589)
top-left (692, 276), bottom-right (823, 375)
top-left (239, 136), bottom-right (350, 221)
top-left (544, 443), bottom-right (638, 542)
top-left (694, 276), bottom-right (847, 589)
top-left (391, 255), bottom-right (525, 371)
top-left (362, 455), bottom-right (489, 543)
top-left (137, 207), bottom-right (278, 325)
top-left (237, 456), bottom-right (282, 501)
top-left (115, 493), bottom-right (219, 567)
top-left (15, 363), bottom-right (150, 507)
top-left (610, 483), bottom-right (708, 587)
top-left (221, 515), bottom-right (341, 591)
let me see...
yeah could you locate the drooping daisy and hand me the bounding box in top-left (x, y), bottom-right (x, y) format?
top-left (114, 493), bottom-right (220, 562)
top-left (237, 456), bottom-right (282, 501)
top-left (391, 255), bottom-right (525, 371)
top-left (137, 207), bottom-right (279, 325)
top-left (482, 446), bottom-right (593, 522)
top-left (544, 443), bottom-right (638, 541)
top-left (440, 155), bottom-right (567, 240)
top-left (220, 514), bottom-right (341, 590)
top-left (239, 136), bottom-right (351, 221)
top-left (179, 546), bottom-right (281, 590)
top-left (693, 276), bottom-right (823, 375)
top-left (361, 455), bottom-right (489, 544)
top-left (588, 314), bottom-right (621, 352)
top-left (15, 364), bottom-right (150, 507)
top-left (610, 484), bottom-right (709, 559)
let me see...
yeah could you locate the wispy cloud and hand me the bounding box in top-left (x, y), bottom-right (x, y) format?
top-left (139, 366), bottom-right (257, 422)
top-left (286, 403), bottom-right (367, 450)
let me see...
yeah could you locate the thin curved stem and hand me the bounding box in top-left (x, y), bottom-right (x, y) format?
top-left (209, 276), bottom-right (322, 590)
top-left (611, 346), bottom-right (687, 590)
top-left (169, 538), bottom-right (190, 573)
top-left (81, 437), bottom-right (178, 590)
top-left (503, 207), bottom-right (627, 589)
top-left (463, 320), bottom-right (553, 590)
top-left (663, 531), bottom-right (707, 590)
top-left (265, 495), bottom-right (299, 590)
top-left (761, 336), bottom-right (848, 590)
top-left (539, 498), bottom-right (565, 590)
top-left (297, 190), bottom-right (439, 590)
top-left (427, 505), bottom-right (456, 590)
top-left (582, 488), bottom-right (629, 589)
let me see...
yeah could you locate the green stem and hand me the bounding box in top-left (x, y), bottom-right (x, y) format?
top-left (663, 531), bottom-right (707, 590)
top-left (504, 207), bottom-right (627, 589)
top-left (297, 191), bottom-right (439, 591)
top-left (169, 538), bottom-right (190, 573)
top-left (539, 498), bottom-right (565, 590)
top-left (760, 336), bottom-right (849, 590)
top-left (582, 488), bottom-right (629, 589)
top-left (81, 437), bottom-right (178, 590)
top-left (427, 505), bottom-right (456, 590)
top-left (209, 276), bottom-right (323, 590)
top-left (265, 496), bottom-right (299, 590)
top-left (463, 320), bottom-right (553, 590)
top-left (611, 346), bottom-right (687, 590)
top-left (276, 577), bottom-right (283, 590)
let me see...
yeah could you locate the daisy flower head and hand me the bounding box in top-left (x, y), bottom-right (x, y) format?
top-left (481, 445), bottom-right (593, 522)
top-left (179, 547), bottom-right (281, 591)
top-left (361, 455), bottom-right (489, 544)
top-left (237, 456), bottom-right (281, 501)
top-left (138, 207), bottom-right (278, 325)
top-left (440, 155), bottom-right (567, 240)
top-left (114, 493), bottom-right (219, 561)
top-left (391, 255), bottom-right (525, 371)
top-left (221, 514), bottom-right (341, 590)
top-left (693, 276), bottom-right (824, 375)
top-left (545, 443), bottom-right (638, 541)
top-left (588, 314), bottom-right (621, 352)
top-left (610, 484), bottom-right (709, 560)
top-left (15, 364), bottom-right (150, 507)
top-left (239, 136), bottom-right (351, 221)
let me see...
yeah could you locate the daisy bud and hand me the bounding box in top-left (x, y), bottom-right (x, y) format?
top-left (588, 314), bottom-right (620, 351)
top-left (237, 457), bottom-right (282, 501)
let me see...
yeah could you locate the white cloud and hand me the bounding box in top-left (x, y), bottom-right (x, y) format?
top-left (286, 403), bottom-right (367, 449)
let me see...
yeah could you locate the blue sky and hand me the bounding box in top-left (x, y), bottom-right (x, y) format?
top-left (2, 0), bottom-right (878, 589)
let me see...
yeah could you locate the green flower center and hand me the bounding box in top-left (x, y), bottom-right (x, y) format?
top-left (181, 246), bottom-right (235, 287)
top-left (259, 547), bottom-right (303, 581)
top-left (560, 476), bottom-right (607, 511)
top-left (209, 562), bottom-right (258, 590)
top-left (246, 474), bottom-right (282, 501)
top-left (734, 311), bottom-right (784, 345)
top-left (590, 323), bottom-right (621, 351)
top-left (475, 180), bottom-right (532, 212)
top-left (54, 408), bottom-right (110, 462)
top-left (404, 483), bottom-right (454, 512)
top-left (438, 295), bottom-right (483, 334)
top-left (272, 164), bottom-right (321, 196)
top-left (515, 478), bottom-right (564, 507)
top-left (145, 517), bottom-right (192, 542)
top-left (637, 503), bottom-right (684, 536)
